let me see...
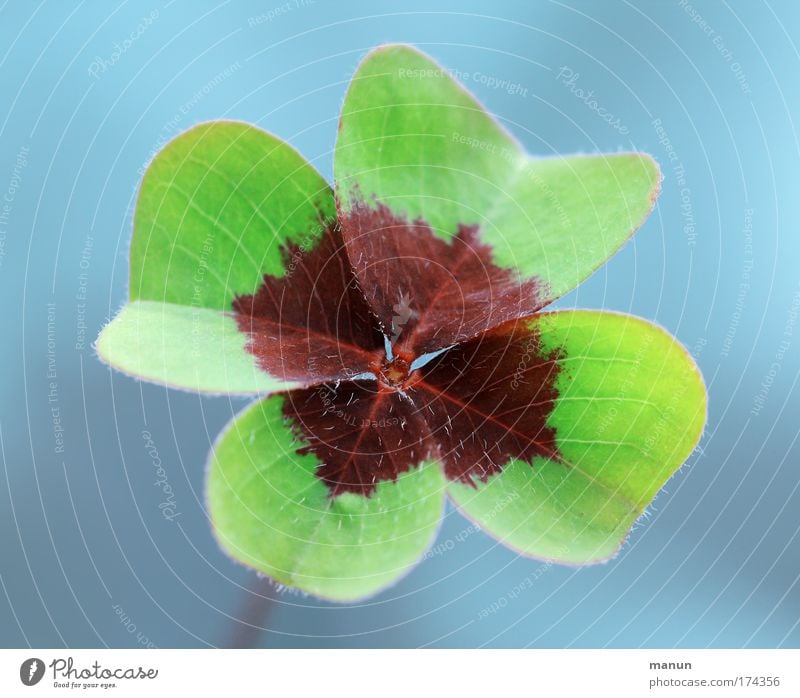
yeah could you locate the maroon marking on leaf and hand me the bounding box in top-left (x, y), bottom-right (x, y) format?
top-left (282, 381), bottom-right (433, 497)
top-left (281, 320), bottom-right (563, 497)
top-left (232, 218), bottom-right (385, 386)
top-left (410, 322), bottom-right (563, 486)
top-left (234, 204), bottom-right (561, 497)
top-left (338, 199), bottom-right (549, 355)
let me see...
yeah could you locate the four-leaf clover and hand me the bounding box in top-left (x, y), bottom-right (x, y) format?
top-left (97, 45), bottom-right (707, 601)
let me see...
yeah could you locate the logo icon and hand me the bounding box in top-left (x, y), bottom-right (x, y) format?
top-left (390, 291), bottom-right (416, 343)
top-left (20, 658), bottom-right (45, 686)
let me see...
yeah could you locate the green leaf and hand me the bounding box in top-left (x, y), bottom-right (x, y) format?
top-left (96, 300), bottom-right (290, 394)
top-left (447, 310), bottom-right (706, 563)
top-left (335, 45), bottom-right (660, 302)
top-left (98, 121), bottom-right (352, 394)
top-left (131, 120), bottom-right (334, 310)
top-left (208, 396), bottom-right (446, 601)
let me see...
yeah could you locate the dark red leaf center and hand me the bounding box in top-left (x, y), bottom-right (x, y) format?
top-left (374, 350), bottom-right (416, 390)
top-left (232, 204), bottom-right (562, 497)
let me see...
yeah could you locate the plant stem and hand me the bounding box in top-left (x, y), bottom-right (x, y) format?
top-left (224, 576), bottom-right (277, 648)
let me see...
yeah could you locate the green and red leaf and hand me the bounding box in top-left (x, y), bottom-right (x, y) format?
top-left (131, 120), bottom-right (334, 310)
top-left (208, 309), bottom-right (705, 588)
top-left (207, 396), bottom-right (445, 601)
top-left (98, 121), bottom-right (383, 391)
top-left (96, 43), bottom-right (707, 600)
top-left (335, 45), bottom-right (660, 352)
top-left (446, 310), bottom-right (707, 563)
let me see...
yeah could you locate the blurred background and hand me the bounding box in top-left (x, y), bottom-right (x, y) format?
top-left (1, 0), bottom-right (798, 648)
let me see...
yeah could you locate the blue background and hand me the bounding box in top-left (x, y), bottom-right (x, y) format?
top-left (1, 0), bottom-right (798, 648)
